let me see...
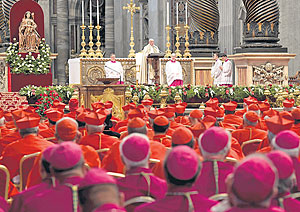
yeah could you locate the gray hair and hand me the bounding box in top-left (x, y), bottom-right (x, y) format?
top-left (0, 117), bottom-right (5, 126)
top-left (243, 113), bottom-right (258, 127)
top-left (19, 127), bottom-right (39, 137)
top-left (128, 125), bottom-right (147, 135)
top-left (277, 174), bottom-right (296, 194)
top-left (86, 124), bottom-right (104, 134)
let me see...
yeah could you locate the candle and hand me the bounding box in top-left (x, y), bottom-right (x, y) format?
top-left (176, 2), bottom-right (179, 25)
top-left (167, 1), bottom-right (169, 26)
top-left (97, 0), bottom-right (99, 25)
top-left (185, 2), bottom-right (188, 25)
top-left (82, 0), bottom-right (84, 25)
top-left (89, 0), bottom-right (92, 26)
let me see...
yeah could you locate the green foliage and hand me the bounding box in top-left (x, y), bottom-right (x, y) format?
top-left (127, 84), bottom-right (299, 104)
top-left (19, 85), bottom-right (74, 116)
top-left (6, 39), bottom-right (51, 75)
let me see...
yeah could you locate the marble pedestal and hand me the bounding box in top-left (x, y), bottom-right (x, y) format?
top-left (230, 53), bottom-right (296, 86)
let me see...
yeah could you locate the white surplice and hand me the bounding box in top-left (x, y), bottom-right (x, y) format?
top-left (220, 59), bottom-right (233, 85)
top-left (104, 60), bottom-right (124, 81)
top-left (165, 60), bottom-right (183, 86)
top-left (211, 59), bottom-right (222, 85)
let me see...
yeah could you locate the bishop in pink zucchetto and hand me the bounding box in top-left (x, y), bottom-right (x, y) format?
top-left (135, 145), bottom-right (217, 212)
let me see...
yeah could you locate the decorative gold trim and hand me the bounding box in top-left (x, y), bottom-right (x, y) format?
top-left (19, 152), bottom-right (41, 192)
top-left (0, 165), bottom-right (10, 200)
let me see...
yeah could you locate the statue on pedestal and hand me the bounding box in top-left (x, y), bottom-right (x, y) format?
top-left (187, 0), bottom-right (219, 56)
top-left (18, 11), bottom-right (41, 52)
top-left (237, 0), bottom-right (286, 52)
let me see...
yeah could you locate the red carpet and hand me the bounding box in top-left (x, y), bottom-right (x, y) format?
top-left (0, 92), bottom-right (28, 112)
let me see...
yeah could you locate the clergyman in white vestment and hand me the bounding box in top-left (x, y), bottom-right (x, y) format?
top-left (104, 53), bottom-right (124, 83)
top-left (211, 53), bottom-right (222, 86)
top-left (165, 53), bottom-right (183, 86)
top-left (220, 53), bottom-right (233, 86)
top-left (140, 39), bottom-right (160, 84)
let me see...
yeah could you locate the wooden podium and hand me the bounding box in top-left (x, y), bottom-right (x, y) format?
top-left (77, 84), bottom-right (127, 120)
top-left (147, 53), bottom-right (165, 84)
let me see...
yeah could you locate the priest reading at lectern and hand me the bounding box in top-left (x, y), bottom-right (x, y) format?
top-left (140, 39), bottom-right (160, 84)
top-left (104, 53), bottom-right (124, 84)
top-left (165, 53), bottom-right (183, 86)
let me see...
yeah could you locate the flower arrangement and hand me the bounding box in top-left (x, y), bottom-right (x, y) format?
top-left (6, 39), bottom-right (51, 75)
top-left (19, 85), bottom-right (74, 116)
top-left (128, 84), bottom-right (298, 104)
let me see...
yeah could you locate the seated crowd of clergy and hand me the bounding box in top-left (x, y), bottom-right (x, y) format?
top-left (0, 96), bottom-right (300, 211)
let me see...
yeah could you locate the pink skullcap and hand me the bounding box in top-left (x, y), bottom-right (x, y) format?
top-left (267, 151), bottom-right (294, 179)
top-left (49, 142), bottom-right (83, 170)
top-left (120, 133), bottom-right (150, 162)
top-left (42, 145), bottom-right (57, 162)
top-left (232, 156), bottom-right (276, 203)
top-left (200, 127), bottom-right (230, 153)
top-left (166, 145), bottom-right (199, 181)
top-left (274, 130), bottom-right (300, 150)
top-left (78, 168), bottom-right (116, 189)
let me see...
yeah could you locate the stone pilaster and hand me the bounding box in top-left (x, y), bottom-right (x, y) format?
top-left (56, 0), bottom-right (69, 84)
top-left (148, 0), bottom-right (166, 52)
top-left (105, 0), bottom-right (114, 57)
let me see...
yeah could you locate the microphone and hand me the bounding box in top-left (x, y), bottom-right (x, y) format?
top-left (105, 65), bottom-right (122, 84)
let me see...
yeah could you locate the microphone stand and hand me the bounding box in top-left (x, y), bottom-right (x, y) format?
top-left (104, 65), bottom-right (122, 84)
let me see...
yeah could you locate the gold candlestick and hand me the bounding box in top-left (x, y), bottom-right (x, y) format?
top-left (88, 25), bottom-right (95, 58)
top-left (165, 25), bottom-right (172, 58)
top-left (123, 0), bottom-right (140, 58)
top-left (95, 25), bottom-right (103, 58)
top-left (80, 25), bottom-right (87, 58)
top-left (183, 25), bottom-right (191, 58)
top-left (174, 25), bottom-right (182, 58)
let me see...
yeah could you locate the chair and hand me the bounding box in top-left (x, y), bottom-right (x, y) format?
top-left (241, 139), bottom-right (262, 156)
top-left (19, 152), bottom-right (40, 192)
top-left (288, 192), bottom-right (300, 201)
top-left (149, 158), bottom-right (160, 169)
top-left (124, 196), bottom-right (155, 212)
top-left (107, 172), bottom-right (125, 179)
top-left (209, 193), bottom-right (228, 202)
top-left (0, 165), bottom-right (10, 200)
top-left (224, 157), bottom-right (238, 166)
top-left (96, 148), bottom-right (110, 161)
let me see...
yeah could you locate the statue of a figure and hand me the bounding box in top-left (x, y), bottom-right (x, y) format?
top-left (18, 11), bottom-right (41, 52)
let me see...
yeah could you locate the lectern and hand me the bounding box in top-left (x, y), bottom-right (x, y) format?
top-left (147, 53), bottom-right (165, 84)
top-left (77, 84), bottom-right (127, 120)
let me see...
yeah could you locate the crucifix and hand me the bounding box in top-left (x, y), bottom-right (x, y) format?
top-left (123, 0), bottom-right (140, 58)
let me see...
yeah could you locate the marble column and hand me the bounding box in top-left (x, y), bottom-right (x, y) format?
top-left (56, 0), bottom-right (69, 84)
top-left (105, 0), bottom-right (114, 57)
top-left (218, 0), bottom-right (241, 55)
